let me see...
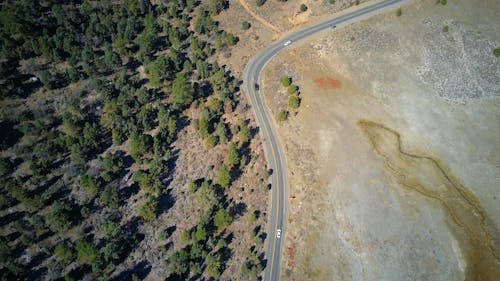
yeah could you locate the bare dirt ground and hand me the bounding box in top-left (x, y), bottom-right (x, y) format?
top-left (261, 0), bottom-right (499, 280)
top-left (216, 0), bottom-right (371, 76)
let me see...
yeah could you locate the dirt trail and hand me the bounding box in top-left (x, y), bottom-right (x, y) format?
top-left (236, 0), bottom-right (281, 33)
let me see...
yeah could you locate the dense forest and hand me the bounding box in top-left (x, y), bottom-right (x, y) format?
top-left (0, 0), bottom-right (269, 280)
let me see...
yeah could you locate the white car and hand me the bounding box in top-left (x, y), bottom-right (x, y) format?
top-left (276, 229), bottom-right (282, 239)
top-left (283, 40), bottom-right (292, 46)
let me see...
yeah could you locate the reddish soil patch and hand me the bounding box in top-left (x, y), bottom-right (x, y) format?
top-left (314, 77), bottom-right (342, 89)
top-left (287, 244), bottom-right (296, 272)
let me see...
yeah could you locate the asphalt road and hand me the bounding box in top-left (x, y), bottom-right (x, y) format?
top-left (242, 1), bottom-right (405, 280)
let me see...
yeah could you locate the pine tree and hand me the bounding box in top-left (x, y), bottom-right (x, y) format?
top-left (227, 143), bottom-right (240, 168)
top-left (217, 164), bottom-right (231, 188)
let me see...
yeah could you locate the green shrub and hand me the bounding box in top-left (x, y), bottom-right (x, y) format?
top-left (300, 4), bottom-right (308, 12)
top-left (206, 134), bottom-right (217, 148)
top-left (287, 84), bottom-right (299, 95)
top-left (189, 181), bottom-right (199, 193)
top-left (239, 121), bottom-right (251, 146)
top-left (101, 187), bottom-right (120, 209)
top-left (288, 94), bottom-right (301, 109)
top-left (79, 174), bottom-right (98, 198)
top-left (242, 21), bottom-right (251, 30)
top-left (55, 243), bottom-right (73, 265)
top-left (277, 111), bottom-right (288, 121)
top-left (494, 48), bottom-right (500, 58)
top-left (76, 240), bottom-right (99, 265)
top-left (442, 25), bottom-right (449, 32)
top-left (138, 196), bottom-right (158, 222)
top-left (280, 75), bottom-right (292, 87)
top-left (396, 8), bottom-right (402, 17)
top-left (180, 229), bottom-right (191, 243)
top-left (217, 164), bottom-right (231, 188)
top-left (227, 143), bottom-right (240, 168)
top-left (214, 209), bottom-right (233, 231)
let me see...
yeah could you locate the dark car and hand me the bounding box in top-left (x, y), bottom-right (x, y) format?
top-left (254, 83), bottom-right (260, 91)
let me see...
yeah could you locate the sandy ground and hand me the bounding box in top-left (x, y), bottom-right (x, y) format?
top-left (261, 0), bottom-right (500, 280)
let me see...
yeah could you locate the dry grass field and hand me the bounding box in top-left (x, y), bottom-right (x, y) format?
top-left (260, 0), bottom-right (499, 280)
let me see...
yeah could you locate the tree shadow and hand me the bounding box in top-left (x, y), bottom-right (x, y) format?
top-left (196, 81), bottom-right (214, 100)
top-left (250, 125), bottom-right (259, 140)
top-left (176, 115), bottom-right (190, 134)
top-left (120, 182), bottom-right (139, 201)
top-left (224, 232), bottom-right (234, 245)
top-left (163, 149), bottom-right (179, 188)
top-left (115, 218), bottom-right (145, 265)
top-left (0, 211), bottom-right (25, 228)
top-left (48, 155), bottom-right (68, 171)
top-left (38, 177), bottom-right (71, 206)
top-left (25, 265), bottom-right (46, 281)
top-left (158, 190), bottom-right (175, 215)
top-left (253, 210), bottom-right (262, 220)
top-left (66, 264), bottom-right (92, 281)
top-left (254, 224), bottom-right (261, 234)
top-left (124, 59), bottom-right (142, 73)
top-left (44, 186), bottom-right (72, 207)
top-left (123, 217), bottom-right (144, 244)
top-left (166, 274), bottom-right (186, 281)
top-left (97, 134), bottom-right (114, 155)
top-left (0, 121), bottom-right (23, 150)
top-left (164, 225), bottom-right (176, 237)
top-left (258, 251), bottom-right (266, 268)
top-left (3, 70), bottom-right (42, 100)
top-left (26, 250), bottom-right (49, 270)
top-left (229, 166), bottom-right (243, 186)
top-left (67, 200), bottom-right (83, 226)
top-left (218, 245), bottom-right (232, 269)
top-left (117, 152), bottom-right (134, 175)
top-left (113, 260), bottom-right (151, 281)
top-left (229, 202), bottom-right (246, 219)
top-left (258, 232), bottom-right (267, 245)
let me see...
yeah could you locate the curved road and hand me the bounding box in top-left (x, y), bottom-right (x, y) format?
top-left (242, 0), bottom-right (406, 280)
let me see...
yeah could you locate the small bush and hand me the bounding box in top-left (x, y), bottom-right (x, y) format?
top-left (277, 111), bottom-right (288, 121)
top-left (396, 8), bottom-right (402, 17)
top-left (39, 71), bottom-right (53, 89)
top-left (280, 76), bottom-right (292, 87)
top-left (206, 134), bottom-right (217, 148)
top-left (76, 240), bottom-right (99, 265)
top-left (300, 4), bottom-right (308, 12)
top-left (329, 0), bottom-right (336, 4)
top-left (256, 0), bottom-right (266, 7)
top-left (442, 25), bottom-right (449, 32)
top-left (55, 243), bottom-right (73, 265)
top-left (288, 94), bottom-right (301, 109)
top-left (242, 21), bottom-right (251, 30)
top-left (138, 196), bottom-right (158, 222)
top-left (180, 229), bottom-right (191, 243)
top-left (494, 48), bottom-right (500, 58)
top-left (287, 84), bottom-right (299, 95)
